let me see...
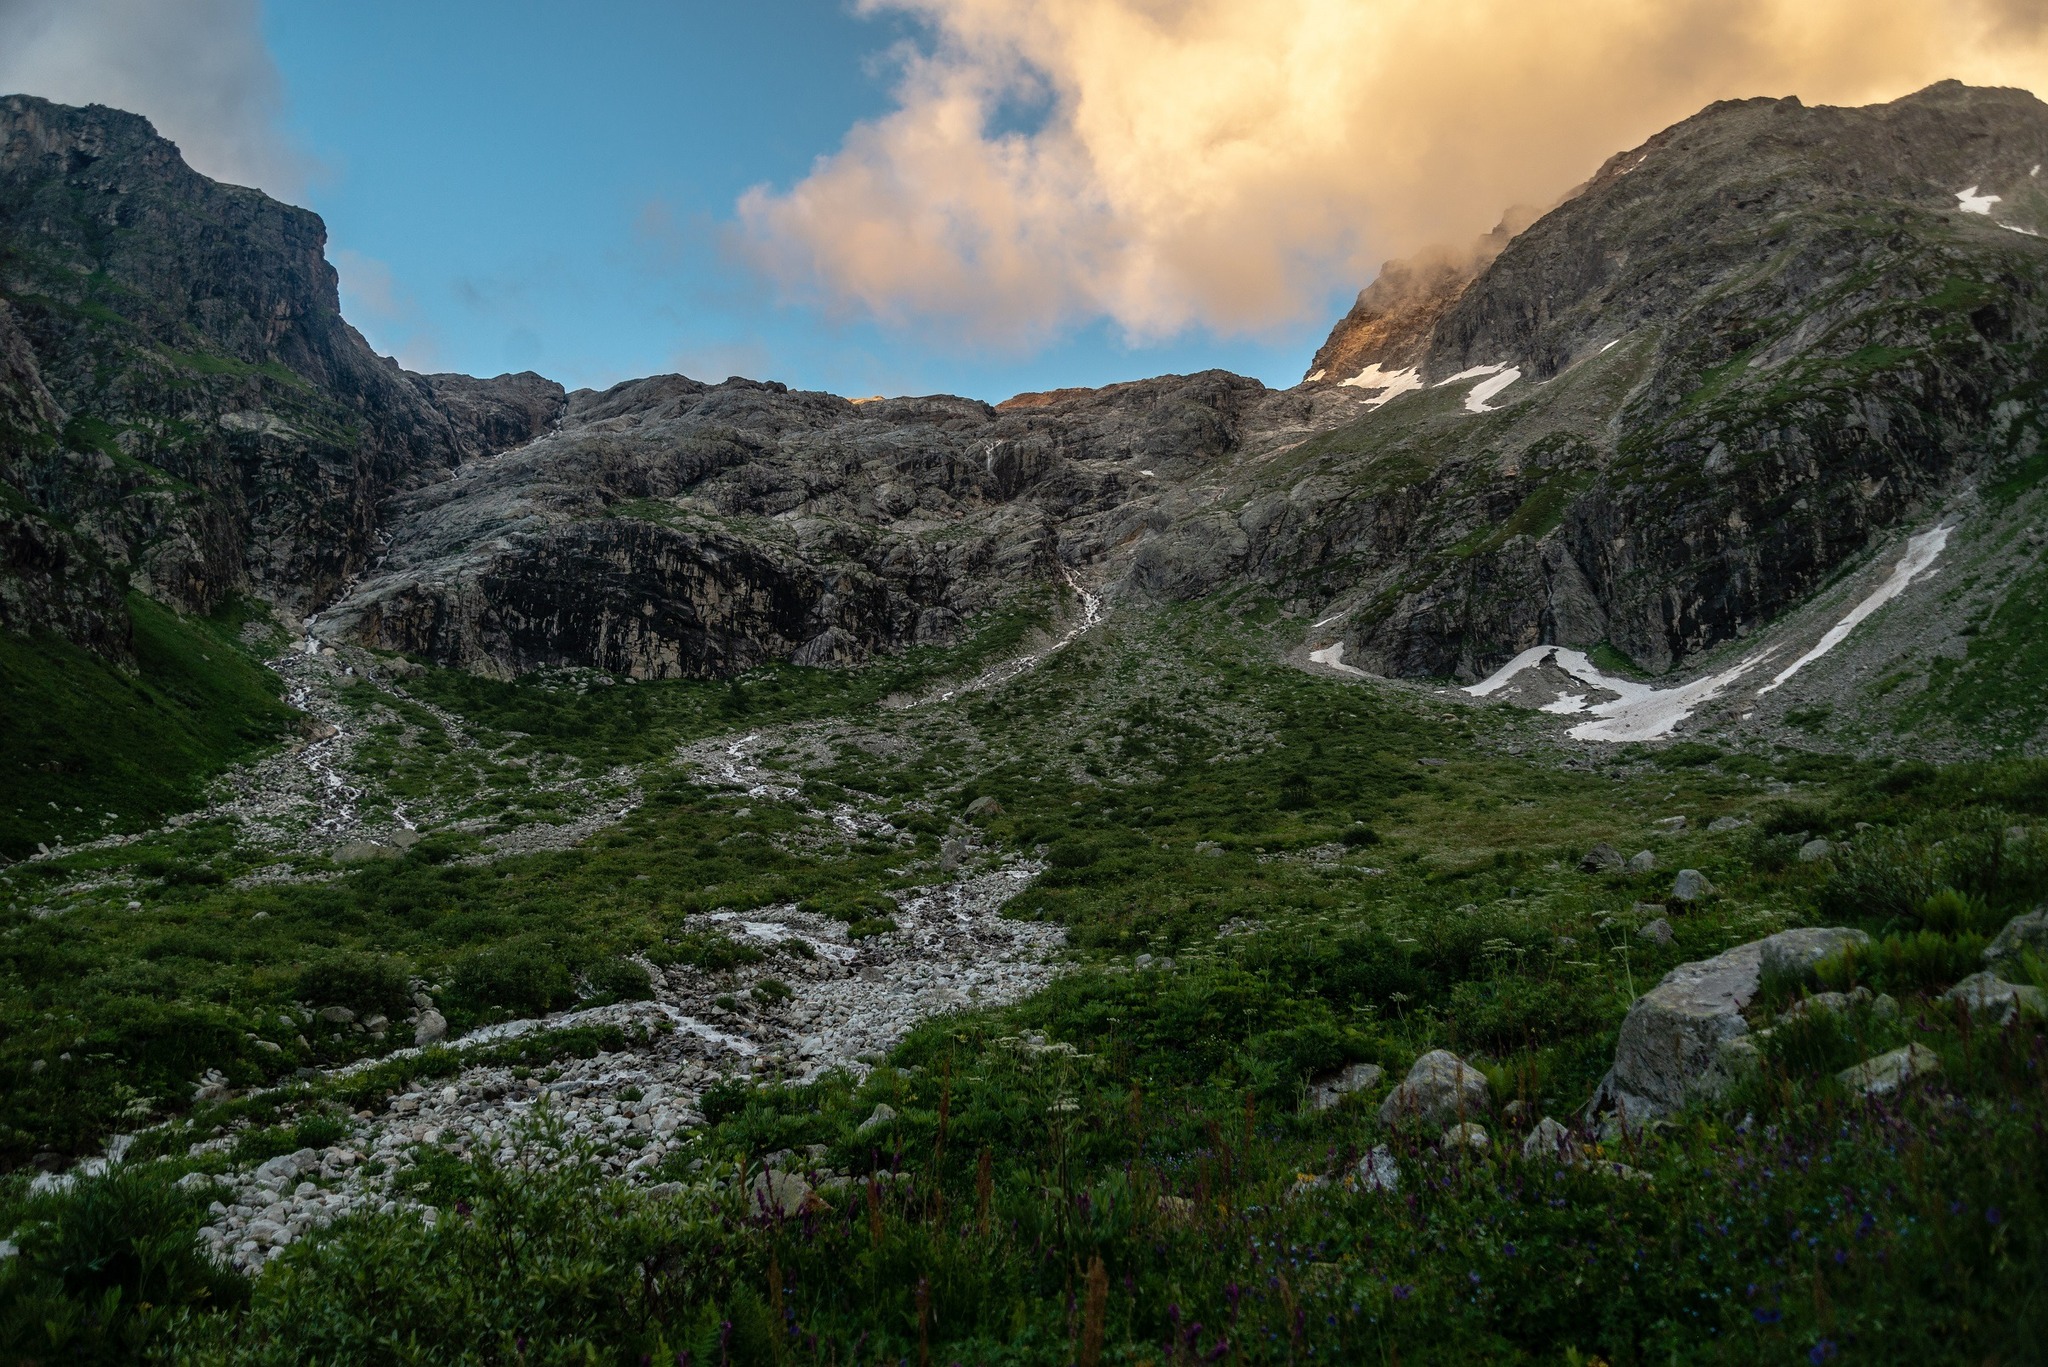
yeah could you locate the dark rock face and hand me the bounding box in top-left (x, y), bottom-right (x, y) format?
top-left (1217, 81), bottom-right (2048, 678)
top-left (316, 370), bottom-right (1356, 678)
top-left (9, 84), bottom-right (2048, 692)
top-left (0, 95), bottom-right (561, 657)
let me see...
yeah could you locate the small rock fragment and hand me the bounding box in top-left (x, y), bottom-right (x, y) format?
top-left (1521, 1116), bottom-right (1580, 1162)
top-left (1440, 1122), bottom-right (1490, 1151)
top-left (1836, 1043), bottom-right (1941, 1097)
top-left (1637, 917), bottom-right (1675, 946)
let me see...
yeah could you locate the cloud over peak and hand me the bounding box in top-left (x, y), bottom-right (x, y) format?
top-left (0, 0), bottom-right (304, 197)
top-left (738, 0), bottom-right (2048, 349)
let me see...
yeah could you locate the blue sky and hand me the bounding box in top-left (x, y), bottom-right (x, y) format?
top-left (263, 1), bottom-right (1346, 401)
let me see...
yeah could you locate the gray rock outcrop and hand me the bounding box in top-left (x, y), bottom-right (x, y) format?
top-left (1943, 972), bottom-right (2045, 1024)
top-left (1984, 907), bottom-right (2048, 969)
top-left (1594, 926), bottom-right (1868, 1118)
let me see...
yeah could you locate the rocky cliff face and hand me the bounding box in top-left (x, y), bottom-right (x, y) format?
top-left (315, 371), bottom-right (1371, 677)
top-left (7, 83), bottom-right (2048, 695)
top-left (0, 95), bottom-right (562, 658)
top-left (1189, 80), bottom-right (2048, 678)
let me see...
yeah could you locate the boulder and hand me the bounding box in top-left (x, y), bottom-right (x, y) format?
top-left (1594, 926), bottom-right (1868, 1118)
top-left (1837, 1043), bottom-right (1941, 1096)
top-left (1637, 918), bottom-right (1675, 946)
top-left (1521, 1116), bottom-right (1580, 1162)
top-left (1798, 839), bottom-right (1834, 863)
top-left (413, 1009), bottom-right (449, 1046)
top-left (1354, 1145), bottom-right (1400, 1193)
top-left (1378, 1050), bottom-right (1490, 1128)
top-left (1943, 972), bottom-right (2046, 1025)
top-left (1708, 816), bottom-right (1748, 833)
top-left (1305, 1061), bottom-right (1384, 1111)
top-left (1671, 869), bottom-right (1713, 903)
top-left (1627, 850), bottom-right (1657, 874)
top-left (1984, 907), bottom-right (2048, 969)
top-left (1579, 843), bottom-right (1623, 873)
top-left (964, 796), bottom-right (1004, 819)
top-left (855, 1103), bottom-right (899, 1136)
top-left (1777, 987), bottom-right (1871, 1023)
top-left (1440, 1122), bottom-right (1490, 1151)
top-left (750, 1168), bottom-right (828, 1217)
top-left (315, 1005), bottom-right (356, 1025)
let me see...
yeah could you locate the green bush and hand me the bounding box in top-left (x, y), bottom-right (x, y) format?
top-left (649, 932), bottom-right (765, 972)
top-left (582, 957), bottom-right (654, 1004)
top-left (445, 945), bottom-right (576, 1019)
top-left (297, 951), bottom-right (412, 1017)
top-left (0, 1163), bottom-right (245, 1364)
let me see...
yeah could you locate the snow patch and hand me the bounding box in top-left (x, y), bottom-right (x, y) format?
top-left (1439, 364), bottom-right (1506, 385)
top-left (1600, 340), bottom-right (1620, 353)
top-left (2000, 223), bottom-right (2043, 238)
top-left (1305, 368), bottom-right (1327, 383)
top-left (1462, 526), bottom-right (1952, 740)
top-left (1757, 526), bottom-right (1950, 696)
top-left (1340, 363), bottom-right (1424, 408)
top-left (1957, 186), bottom-right (2002, 215)
top-left (1465, 368), bottom-right (1523, 413)
top-left (1309, 642), bottom-right (1368, 677)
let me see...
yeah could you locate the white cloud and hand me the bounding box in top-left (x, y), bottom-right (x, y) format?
top-left (0, 0), bottom-right (304, 197)
top-left (738, 0), bottom-right (2048, 347)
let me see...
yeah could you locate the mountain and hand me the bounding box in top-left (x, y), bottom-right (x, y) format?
top-left (9, 83), bottom-right (2048, 1365)
top-left (11, 82), bottom-right (2048, 733)
top-left (0, 95), bottom-right (562, 662)
top-left (1165, 82), bottom-right (2048, 693)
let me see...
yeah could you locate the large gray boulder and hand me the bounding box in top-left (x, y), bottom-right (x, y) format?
top-left (1943, 971), bottom-right (2045, 1025)
top-left (1379, 1050), bottom-right (1490, 1128)
top-left (1984, 907), bottom-right (2048, 970)
top-left (1595, 926), bottom-right (1868, 1118)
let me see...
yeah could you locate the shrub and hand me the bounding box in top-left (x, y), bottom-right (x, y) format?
top-left (582, 957), bottom-right (654, 1004)
top-left (752, 978), bottom-right (794, 1005)
top-left (0, 1163), bottom-right (245, 1363)
top-left (445, 945), bottom-right (576, 1019)
top-left (298, 951), bottom-right (412, 1017)
top-left (650, 932), bottom-right (765, 972)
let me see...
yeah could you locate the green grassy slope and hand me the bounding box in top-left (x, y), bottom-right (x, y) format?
top-left (0, 597), bottom-right (295, 859)
top-left (3, 605), bottom-right (2047, 1364)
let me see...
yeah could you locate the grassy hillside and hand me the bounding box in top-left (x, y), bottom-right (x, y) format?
top-left (2, 605), bottom-right (2045, 1362)
top-left (0, 596), bottom-right (296, 860)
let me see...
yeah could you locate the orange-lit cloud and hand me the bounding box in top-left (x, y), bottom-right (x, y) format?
top-left (738, 0), bottom-right (2048, 348)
